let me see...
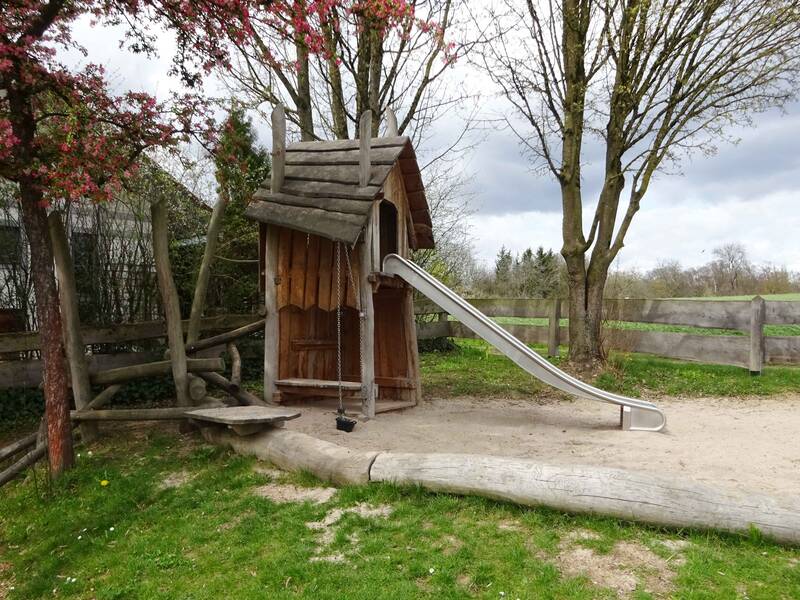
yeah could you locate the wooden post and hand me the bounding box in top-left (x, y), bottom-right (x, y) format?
top-left (227, 342), bottom-right (242, 390)
top-left (271, 105), bottom-right (286, 193)
top-left (48, 211), bottom-right (97, 442)
top-left (359, 110), bottom-right (372, 188)
top-left (151, 199), bottom-right (190, 407)
top-left (547, 298), bottom-right (561, 358)
top-left (359, 222), bottom-right (376, 419)
top-left (403, 287), bottom-right (422, 406)
top-left (263, 225), bottom-right (280, 403)
top-left (186, 191), bottom-right (229, 346)
top-left (385, 108), bottom-right (399, 136)
top-left (749, 295), bottom-right (766, 375)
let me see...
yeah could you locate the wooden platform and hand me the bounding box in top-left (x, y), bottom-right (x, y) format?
top-left (186, 406), bottom-right (301, 436)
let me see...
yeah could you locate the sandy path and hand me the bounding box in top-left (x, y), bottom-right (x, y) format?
top-left (286, 395), bottom-right (800, 499)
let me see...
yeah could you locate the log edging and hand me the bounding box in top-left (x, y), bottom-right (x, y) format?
top-left (202, 427), bottom-right (800, 545)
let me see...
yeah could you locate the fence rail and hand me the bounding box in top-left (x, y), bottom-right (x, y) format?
top-left (415, 297), bottom-right (800, 372)
top-left (0, 314), bottom-right (259, 389)
top-left (2, 297), bottom-right (797, 390)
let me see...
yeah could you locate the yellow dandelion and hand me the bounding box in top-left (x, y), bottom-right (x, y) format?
top-left (100, 479), bottom-right (109, 487)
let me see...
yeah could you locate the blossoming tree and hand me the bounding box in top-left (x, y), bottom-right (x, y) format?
top-left (0, 0), bottom-right (255, 477)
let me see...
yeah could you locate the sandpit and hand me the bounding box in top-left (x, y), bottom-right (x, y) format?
top-left (285, 395), bottom-right (800, 500)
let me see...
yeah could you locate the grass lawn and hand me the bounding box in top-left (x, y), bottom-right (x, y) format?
top-left (2, 429), bottom-right (800, 599)
top-left (421, 339), bottom-right (800, 399)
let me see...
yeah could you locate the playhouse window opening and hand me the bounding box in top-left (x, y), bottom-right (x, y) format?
top-left (379, 200), bottom-right (398, 267)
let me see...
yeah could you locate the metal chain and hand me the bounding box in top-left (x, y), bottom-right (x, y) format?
top-left (335, 242), bottom-right (343, 414)
top-left (343, 244), bottom-right (364, 381)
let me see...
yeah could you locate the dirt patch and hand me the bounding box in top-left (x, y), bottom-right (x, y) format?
top-left (287, 395), bottom-right (800, 499)
top-left (0, 561), bottom-right (14, 600)
top-left (306, 503), bottom-right (393, 563)
top-left (253, 464), bottom-right (284, 479)
top-left (255, 483), bottom-right (337, 505)
top-left (159, 470), bottom-right (193, 489)
top-left (553, 530), bottom-right (688, 598)
top-left (497, 519), bottom-right (524, 532)
top-left (217, 510), bottom-right (255, 532)
top-left (438, 534), bottom-right (464, 556)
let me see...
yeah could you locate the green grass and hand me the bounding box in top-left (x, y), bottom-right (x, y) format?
top-left (421, 339), bottom-right (800, 398)
top-left (2, 430), bottom-right (799, 599)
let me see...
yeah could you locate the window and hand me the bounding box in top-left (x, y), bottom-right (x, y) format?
top-left (0, 225), bottom-right (21, 266)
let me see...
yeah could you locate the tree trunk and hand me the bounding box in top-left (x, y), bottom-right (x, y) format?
top-left (294, 1), bottom-right (315, 142)
top-left (18, 192), bottom-right (74, 477)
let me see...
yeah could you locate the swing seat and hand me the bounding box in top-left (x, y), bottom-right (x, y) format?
top-left (275, 378), bottom-right (364, 400)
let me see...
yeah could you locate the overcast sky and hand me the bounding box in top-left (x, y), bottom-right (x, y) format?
top-left (66, 16), bottom-right (800, 273)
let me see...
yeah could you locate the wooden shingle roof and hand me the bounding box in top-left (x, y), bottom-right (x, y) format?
top-left (244, 136), bottom-right (434, 249)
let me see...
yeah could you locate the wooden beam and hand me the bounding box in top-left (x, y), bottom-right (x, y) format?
top-left (71, 407), bottom-right (196, 421)
top-left (263, 225), bottom-right (280, 403)
top-left (385, 108), bottom-right (399, 136)
top-left (91, 357), bottom-right (225, 386)
top-left (359, 224), bottom-right (376, 418)
top-left (253, 190), bottom-right (373, 215)
top-left (244, 200), bottom-right (366, 245)
top-left (197, 371), bottom-right (267, 407)
top-left (0, 432), bottom-right (38, 463)
top-left (370, 452), bottom-right (800, 546)
top-left (750, 296), bottom-right (766, 374)
top-left (185, 318), bottom-right (265, 354)
top-left (48, 211), bottom-right (97, 441)
top-left (402, 287), bottom-right (422, 406)
top-left (151, 199), bottom-right (190, 407)
top-left (271, 105), bottom-right (286, 193)
top-left (227, 342), bottom-right (242, 390)
top-left (286, 136), bottom-right (406, 152)
top-left (359, 110), bottom-right (373, 188)
top-left (0, 444), bottom-right (47, 487)
top-left (547, 297), bottom-right (561, 358)
top-left (86, 384), bottom-right (123, 411)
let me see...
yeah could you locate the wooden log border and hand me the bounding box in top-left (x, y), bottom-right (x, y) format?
top-left (202, 429), bottom-right (800, 545)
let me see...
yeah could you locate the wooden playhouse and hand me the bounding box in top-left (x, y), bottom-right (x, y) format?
top-left (245, 108), bottom-right (434, 418)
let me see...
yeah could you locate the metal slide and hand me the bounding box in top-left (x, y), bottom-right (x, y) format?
top-left (383, 254), bottom-right (666, 432)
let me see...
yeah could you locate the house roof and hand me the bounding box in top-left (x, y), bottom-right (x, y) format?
top-left (244, 135), bottom-right (434, 249)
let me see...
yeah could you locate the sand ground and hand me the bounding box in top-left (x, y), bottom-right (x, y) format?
top-left (286, 395), bottom-right (800, 499)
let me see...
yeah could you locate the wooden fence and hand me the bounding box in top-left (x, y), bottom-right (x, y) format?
top-left (2, 297), bottom-right (798, 389)
top-left (415, 297), bottom-right (800, 372)
top-left (0, 314), bottom-right (259, 389)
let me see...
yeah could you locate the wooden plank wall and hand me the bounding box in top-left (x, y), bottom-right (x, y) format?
top-left (416, 297), bottom-right (800, 370)
top-left (276, 227), bottom-right (360, 311)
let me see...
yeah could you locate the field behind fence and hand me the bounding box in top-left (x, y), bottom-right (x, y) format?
top-left (415, 296), bottom-right (800, 373)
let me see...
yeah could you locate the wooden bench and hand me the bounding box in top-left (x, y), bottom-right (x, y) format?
top-left (186, 406), bottom-right (301, 436)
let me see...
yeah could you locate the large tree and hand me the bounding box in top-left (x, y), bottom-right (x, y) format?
top-left (0, 0), bottom-right (254, 477)
top-left (481, 0), bottom-right (800, 366)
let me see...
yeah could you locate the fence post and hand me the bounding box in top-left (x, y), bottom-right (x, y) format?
top-left (547, 298), bottom-right (561, 357)
top-left (749, 295), bottom-right (766, 375)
